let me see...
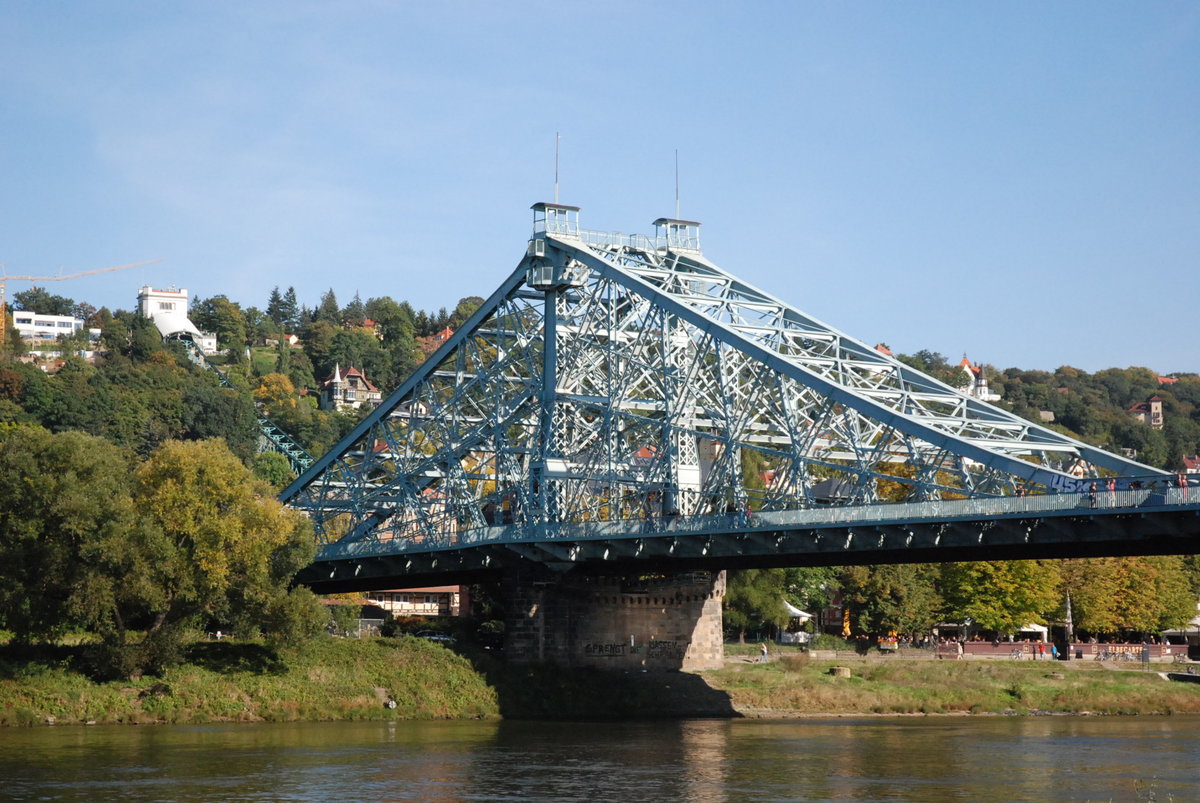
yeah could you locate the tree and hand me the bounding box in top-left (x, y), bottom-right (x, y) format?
top-left (254, 372), bottom-right (299, 416)
top-left (181, 383), bottom-right (259, 460)
top-left (940, 560), bottom-right (1061, 635)
top-left (841, 564), bottom-right (943, 638)
top-left (103, 439), bottom-right (321, 674)
top-left (329, 328), bottom-right (390, 389)
top-left (724, 569), bottom-right (789, 642)
top-left (897, 350), bottom-right (970, 389)
top-left (1061, 557), bottom-right (1195, 637)
top-left (266, 286), bottom-right (285, 326)
top-left (281, 287), bottom-right (300, 332)
top-left (252, 451), bottom-right (296, 490)
top-left (315, 289), bottom-right (340, 325)
top-left (300, 320), bottom-right (337, 379)
top-left (0, 427), bottom-right (138, 643)
top-left (73, 301), bottom-right (98, 326)
top-left (782, 566), bottom-right (841, 633)
top-left (191, 296), bottom-right (247, 353)
top-left (342, 292), bottom-right (366, 327)
top-left (449, 296), bottom-right (484, 329)
top-left (12, 286), bottom-right (75, 316)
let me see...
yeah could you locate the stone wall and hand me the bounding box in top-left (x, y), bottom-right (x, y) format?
top-left (503, 569), bottom-right (726, 671)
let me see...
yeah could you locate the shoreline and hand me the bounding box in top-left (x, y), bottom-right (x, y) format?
top-left (4, 639), bottom-right (1200, 727)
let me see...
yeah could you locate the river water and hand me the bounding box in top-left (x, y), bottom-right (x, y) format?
top-left (1, 716), bottom-right (1197, 802)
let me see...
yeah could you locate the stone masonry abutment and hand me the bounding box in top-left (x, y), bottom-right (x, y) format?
top-left (502, 567), bottom-right (725, 671)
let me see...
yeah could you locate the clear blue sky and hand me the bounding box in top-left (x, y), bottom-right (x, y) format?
top-left (2, 3), bottom-right (1197, 374)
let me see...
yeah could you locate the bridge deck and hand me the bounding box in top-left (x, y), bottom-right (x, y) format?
top-left (296, 487), bottom-right (1200, 593)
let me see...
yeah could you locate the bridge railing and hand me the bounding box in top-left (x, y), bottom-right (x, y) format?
top-left (315, 484), bottom-right (1199, 561)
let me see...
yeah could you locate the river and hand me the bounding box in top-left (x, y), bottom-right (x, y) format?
top-left (2, 716), bottom-right (1197, 801)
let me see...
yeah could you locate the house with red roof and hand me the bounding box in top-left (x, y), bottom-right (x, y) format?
top-left (1128, 396), bottom-right (1164, 430)
top-left (319, 364), bottom-right (383, 412)
top-left (959, 356), bottom-right (1001, 402)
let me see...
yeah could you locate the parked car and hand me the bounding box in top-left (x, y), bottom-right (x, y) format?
top-left (415, 630), bottom-right (455, 644)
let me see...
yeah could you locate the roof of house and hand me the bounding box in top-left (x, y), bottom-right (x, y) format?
top-left (321, 364), bottom-right (378, 392)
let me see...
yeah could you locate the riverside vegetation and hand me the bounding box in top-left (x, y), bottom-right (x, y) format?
top-left (4, 636), bottom-right (1200, 727)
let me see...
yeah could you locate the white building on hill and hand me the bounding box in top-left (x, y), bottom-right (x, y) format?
top-left (137, 286), bottom-right (219, 355)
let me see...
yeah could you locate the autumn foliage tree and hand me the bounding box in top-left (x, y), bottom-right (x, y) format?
top-left (940, 560), bottom-right (1062, 634)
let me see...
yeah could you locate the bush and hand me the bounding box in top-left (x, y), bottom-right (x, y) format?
top-left (810, 634), bottom-right (854, 651)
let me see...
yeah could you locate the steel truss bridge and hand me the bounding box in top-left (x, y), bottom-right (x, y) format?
top-left (281, 203), bottom-right (1200, 592)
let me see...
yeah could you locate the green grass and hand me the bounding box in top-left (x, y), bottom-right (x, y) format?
top-left (4, 636), bottom-right (1199, 726)
top-left (701, 656), bottom-right (1200, 716)
top-left (0, 637), bottom-right (500, 726)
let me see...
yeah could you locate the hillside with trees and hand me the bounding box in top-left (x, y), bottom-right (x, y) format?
top-left (1, 283), bottom-right (1197, 664)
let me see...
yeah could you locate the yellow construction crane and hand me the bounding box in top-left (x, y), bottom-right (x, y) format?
top-left (0, 259), bottom-right (162, 351)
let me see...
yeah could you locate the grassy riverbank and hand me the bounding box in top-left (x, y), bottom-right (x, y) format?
top-left (3, 637), bottom-right (1200, 726)
top-left (0, 637), bottom-right (500, 726)
top-left (704, 651), bottom-right (1200, 717)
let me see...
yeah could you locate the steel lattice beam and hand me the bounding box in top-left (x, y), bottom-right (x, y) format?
top-left (280, 204), bottom-right (1170, 561)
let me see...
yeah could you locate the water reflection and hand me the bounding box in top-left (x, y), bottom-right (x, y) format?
top-left (1, 716), bottom-right (1198, 801)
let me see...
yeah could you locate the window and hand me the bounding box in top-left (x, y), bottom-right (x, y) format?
top-left (15, 317), bottom-right (32, 325)
top-left (424, 595), bottom-right (438, 605)
top-left (58, 321), bottom-right (73, 328)
top-left (158, 302), bottom-right (175, 311)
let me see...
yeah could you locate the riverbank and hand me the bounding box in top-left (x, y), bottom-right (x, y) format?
top-left (3, 638), bottom-right (1200, 726)
top-left (703, 651), bottom-right (1200, 717)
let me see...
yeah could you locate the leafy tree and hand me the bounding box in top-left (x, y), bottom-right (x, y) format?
top-left (252, 451), bottom-right (296, 490)
top-left (940, 560), bottom-right (1061, 634)
top-left (329, 328), bottom-right (390, 389)
top-left (73, 301), bottom-right (98, 326)
top-left (1060, 557), bottom-right (1196, 637)
top-left (101, 438), bottom-right (321, 674)
top-left (841, 563), bottom-right (942, 638)
top-left (0, 427), bottom-right (138, 644)
top-left (782, 566), bottom-right (841, 633)
top-left (12, 286), bottom-right (75, 316)
top-left (191, 295), bottom-right (247, 353)
top-left (1, 314), bottom-right (28, 358)
top-left (181, 383), bottom-right (259, 460)
top-left (254, 372), bottom-right (300, 415)
top-left (449, 296), bottom-right (484, 329)
top-left (300, 320), bottom-right (337, 379)
top-left (724, 569), bottom-right (789, 642)
top-left (897, 350), bottom-right (970, 389)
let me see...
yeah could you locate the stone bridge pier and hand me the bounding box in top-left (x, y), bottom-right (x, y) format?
top-left (502, 567), bottom-right (726, 671)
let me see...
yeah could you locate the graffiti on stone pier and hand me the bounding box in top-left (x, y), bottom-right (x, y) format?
top-left (647, 640), bottom-right (687, 659)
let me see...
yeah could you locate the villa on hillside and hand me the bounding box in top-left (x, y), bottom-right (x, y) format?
top-left (1128, 396), bottom-right (1165, 430)
top-left (959, 356), bottom-right (1001, 402)
top-left (319, 364), bottom-right (382, 412)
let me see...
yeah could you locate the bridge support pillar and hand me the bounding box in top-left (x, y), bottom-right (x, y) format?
top-left (502, 568), bottom-right (725, 671)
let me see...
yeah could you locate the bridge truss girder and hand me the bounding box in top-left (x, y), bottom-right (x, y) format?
top-left (280, 207), bottom-right (1164, 559)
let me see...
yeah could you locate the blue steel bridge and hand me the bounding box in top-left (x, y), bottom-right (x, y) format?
top-left (281, 204), bottom-right (1200, 594)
